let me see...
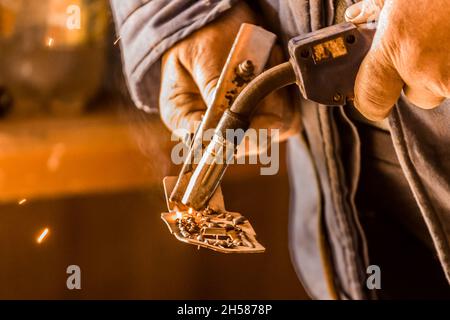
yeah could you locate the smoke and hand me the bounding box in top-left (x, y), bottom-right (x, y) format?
top-left (111, 47), bottom-right (174, 180)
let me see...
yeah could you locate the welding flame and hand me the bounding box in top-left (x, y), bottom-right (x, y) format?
top-left (188, 208), bottom-right (193, 215)
top-left (176, 211), bottom-right (183, 220)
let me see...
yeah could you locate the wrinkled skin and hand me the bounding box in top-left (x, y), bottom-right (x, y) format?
top-left (159, 2), bottom-right (300, 151)
top-left (159, 0), bottom-right (450, 138)
top-left (346, 0), bottom-right (450, 120)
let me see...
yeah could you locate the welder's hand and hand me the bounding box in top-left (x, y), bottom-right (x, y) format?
top-left (345, 0), bottom-right (450, 121)
top-left (159, 2), bottom-right (300, 148)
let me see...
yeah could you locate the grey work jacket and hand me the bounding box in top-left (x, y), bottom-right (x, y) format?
top-left (110, 0), bottom-right (450, 300)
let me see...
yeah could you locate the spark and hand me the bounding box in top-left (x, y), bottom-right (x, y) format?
top-left (37, 228), bottom-right (49, 244)
top-left (18, 198), bottom-right (27, 205)
top-left (113, 36), bottom-right (121, 46)
top-left (46, 37), bottom-right (54, 47)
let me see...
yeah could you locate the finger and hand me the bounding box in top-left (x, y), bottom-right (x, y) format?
top-left (345, 0), bottom-right (385, 24)
top-left (190, 52), bottom-right (224, 107)
top-left (403, 85), bottom-right (445, 109)
top-left (178, 31), bottom-right (230, 106)
top-left (354, 46), bottom-right (404, 121)
top-left (345, 1), bottom-right (364, 22)
top-left (159, 51), bottom-right (206, 134)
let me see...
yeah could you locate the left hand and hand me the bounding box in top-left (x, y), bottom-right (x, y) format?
top-left (159, 2), bottom-right (300, 155)
top-left (345, 0), bottom-right (450, 121)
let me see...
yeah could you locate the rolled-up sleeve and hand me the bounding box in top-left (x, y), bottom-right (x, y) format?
top-left (110, 0), bottom-right (239, 112)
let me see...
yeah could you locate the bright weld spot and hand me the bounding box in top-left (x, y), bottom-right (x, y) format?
top-left (37, 228), bottom-right (49, 244)
top-left (18, 198), bottom-right (27, 205)
top-left (188, 208), bottom-right (193, 214)
top-left (176, 211), bottom-right (183, 220)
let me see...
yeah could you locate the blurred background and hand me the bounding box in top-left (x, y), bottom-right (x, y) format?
top-left (0, 0), bottom-right (307, 299)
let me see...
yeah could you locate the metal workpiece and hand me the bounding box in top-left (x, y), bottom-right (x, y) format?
top-left (161, 176), bottom-right (265, 254)
top-left (289, 22), bottom-right (375, 105)
top-left (161, 209), bottom-right (264, 253)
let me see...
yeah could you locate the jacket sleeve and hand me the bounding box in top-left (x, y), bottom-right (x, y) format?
top-left (110, 0), bottom-right (239, 112)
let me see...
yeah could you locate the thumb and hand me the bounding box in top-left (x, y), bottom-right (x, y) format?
top-left (345, 0), bottom-right (385, 24)
top-left (354, 46), bottom-right (404, 121)
top-left (346, 1), bottom-right (404, 120)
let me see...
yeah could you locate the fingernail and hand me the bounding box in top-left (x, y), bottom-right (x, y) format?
top-left (345, 4), bottom-right (362, 21)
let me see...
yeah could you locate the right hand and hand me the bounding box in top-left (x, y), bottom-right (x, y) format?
top-left (159, 2), bottom-right (300, 150)
top-left (346, 0), bottom-right (450, 120)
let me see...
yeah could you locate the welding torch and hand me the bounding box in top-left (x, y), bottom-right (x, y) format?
top-left (176, 22), bottom-right (375, 211)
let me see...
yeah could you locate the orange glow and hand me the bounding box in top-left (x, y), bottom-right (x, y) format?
top-left (37, 228), bottom-right (49, 244)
